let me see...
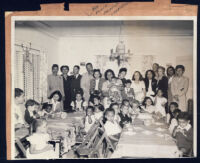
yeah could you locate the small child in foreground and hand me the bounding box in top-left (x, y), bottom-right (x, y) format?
top-left (172, 112), bottom-right (193, 157)
top-left (118, 100), bottom-right (132, 128)
top-left (84, 106), bottom-right (96, 133)
top-left (141, 97), bottom-right (156, 114)
top-left (168, 109), bottom-right (181, 134)
top-left (26, 119), bottom-right (58, 159)
top-left (104, 108), bottom-right (122, 147)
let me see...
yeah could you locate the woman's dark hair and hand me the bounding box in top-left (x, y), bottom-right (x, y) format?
top-left (60, 65), bottom-right (69, 72)
top-left (74, 65), bottom-right (80, 70)
top-left (170, 102), bottom-right (179, 108)
top-left (124, 79), bottom-right (132, 85)
top-left (175, 65), bottom-right (185, 72)
top-left (15, 88), bottom-right (24, 98)
top-left (25, 99), bottom-right (37, 109)
top-left (145, 70), bottom-right (155, 80)
top-left (118, 68), bottom-right (127, 75)
top-left (93, 69), bottom-right (102, 78)
top-left (52, 64), bottom-right (59, 70)
top-left (167, 66), bottom-right (175, 77)
top-left (142, 97), bottom-right (154, 107)
top-left (104, 69), bottom-right (115, 80)
top-left (132, 71), bottom-right (143, 81)
top-left (177, 112), bottom-right (190, 121)
top-left (49, 90), bottom-right (62, 101)
top-left (42, 103), bottom-right (52, 110)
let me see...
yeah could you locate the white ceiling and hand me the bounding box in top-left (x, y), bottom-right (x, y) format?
top-left (15, 20), bottom-right (193, 38)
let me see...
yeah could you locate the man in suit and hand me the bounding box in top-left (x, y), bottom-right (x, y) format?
top-left (61, 65), bottom-right (72, 112)
top-left (70, 65), bottom-right (82, 101)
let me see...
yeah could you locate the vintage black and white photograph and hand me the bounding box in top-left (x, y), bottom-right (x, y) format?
top-left (12, 17), bottom-right (197, 159)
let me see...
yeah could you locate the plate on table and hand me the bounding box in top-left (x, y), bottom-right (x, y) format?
top-left (142, 130), bottom-right (153, 135)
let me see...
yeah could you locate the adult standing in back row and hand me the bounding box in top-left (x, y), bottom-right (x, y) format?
top-left (47, 64), bottom-right (64, 98)
top-left (81, 63), bottom-right (94, 102)
top-left (171, 65), bottom-right (189, 112)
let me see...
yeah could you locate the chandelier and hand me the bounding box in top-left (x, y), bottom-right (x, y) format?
top-left (109, 21), bottom-right (133, 66)
top-left (109, 41), bottom-right (133, 66)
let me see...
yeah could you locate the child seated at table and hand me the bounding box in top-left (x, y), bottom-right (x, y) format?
top-left (71, 91), bottom-right (87, 112)
top-left (167, 102), bottom-right (181, 124)
top-left (118, 100), bottom-right (132, 128)
top-left (141, 97), bottom-right (156, 114)
top-left (154, 89), bottom-right (167, 119)
top-left (84, 106), bottom-right (96, 133)
top-left (110, 103), bottom-right (120, 123)
top-left (24, 99), bottom-right (40, 132)
top-left (26, 119), bottom-right (58, 159)
top-left (104, 108), bottom-right (122, 147)
top-left (169, 109), bottom-right (181, 134)
top-left (38, 103), bottom-right (53, 118)
top-left (94, 104), bottom-right (104, 121)
top-left (172, 112), bottom-right (193, 157)
top-left (49, 90), bottom-right (63, 113)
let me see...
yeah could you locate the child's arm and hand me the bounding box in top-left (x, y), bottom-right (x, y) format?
top-left (29, 144), bottom-right (54, 154)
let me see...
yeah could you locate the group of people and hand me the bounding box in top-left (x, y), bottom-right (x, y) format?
top-left (14, 62), bottom-right (193, 158)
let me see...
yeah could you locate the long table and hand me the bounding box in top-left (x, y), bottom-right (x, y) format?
top-left (111, 118), bottom-right (179, 158)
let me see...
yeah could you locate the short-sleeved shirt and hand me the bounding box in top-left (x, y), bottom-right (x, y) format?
top-left (71, 100), bottom-right (87, 111)
top-left (84, 115), bottom-right (96, 132)
top-left (104, 120), bottom-right (122, 136)
top-left (27, 133), bottom-right (50, 150)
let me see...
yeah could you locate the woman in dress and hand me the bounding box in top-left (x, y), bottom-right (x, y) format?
top-left (132, 71), bottom-right (146, 104)
top-left (152, 63), bottom-right (159, 80)
top-left (144, 70), bottom-right (157, 98)
top-left (156, 66), bottom-right (168, 99)
top-left (102, 69), bottom-right (123, 108)
top-left (171, 65), bottom-right (189, 112)
top-left (89, 69), bottom-right (105, 97)
top-left (167, 66), bottom-right (176, 107)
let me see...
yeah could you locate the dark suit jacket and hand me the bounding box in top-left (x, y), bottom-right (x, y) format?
top-left (70, 74), bottom-right (82, 100)
top-left (144, 78), bottom-right (157, 95)
top-left (90, 78), bottom-right (105, 93)
top-left (156, 76), bottom-right (168, 98)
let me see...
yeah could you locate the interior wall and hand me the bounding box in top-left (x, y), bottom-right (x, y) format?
top-left (15, 27), bottom-right (59, 74)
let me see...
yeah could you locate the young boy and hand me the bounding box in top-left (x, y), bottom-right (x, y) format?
top-left (24, 99), bottom-right (39, 132)
top-left (118, 100), bottom-right (132, 128)
top-left (104, 108), bottom-right (122, 146)
top-left (172, 112), bottom-right (193, 157)
top-left (14, 88), bottom-right (26, 128)
top-left (121, 80), bottom-right (135, 105)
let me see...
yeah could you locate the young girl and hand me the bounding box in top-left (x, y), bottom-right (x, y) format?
top-left (84, 106), bottom-right (96, 133)
top-left (110, 103), bottom-right (120, 122)
top-left (94, 105), bottom-right (104, 120)
top-left (104, 108), bottom-right (122, 147)
top-left (167, 102), bottom-right (180, 124)
top-left (71, 91), bottom-right (87, 112)
top-left (49, 90), bottom-right (63, 113)
top-left (141, 97), bottom-right (156, 114)
top-left (26, 119), bottom-right (58, 159)
top-left (169, 109), bottom-right (181, 134)
top-left (154, 89), bottom-right (167, 119)
top-left (91, 95), bottom-right (104, 110)
top-left (38, 103), bottom-right (53, 118)
top-left (118, 100), bottom-right (132, 128)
